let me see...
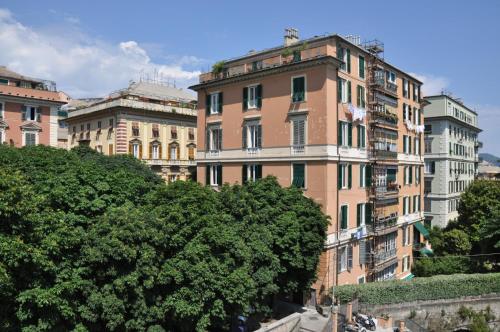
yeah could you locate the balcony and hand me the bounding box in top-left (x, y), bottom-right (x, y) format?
top-left (373, 214), bottom-right (399, 234)
top-left (374, 247), bottom-right (397, 265)
top-left (246, 147), bottom-right (261, 155)
top-left (371, 109), bottom-right (398, 128)
top-left (291, 145), bottom-right (305, 155)
top-left (371, 75), bottom-right (398, 97)
top-left (373, 141), bottom-right (398, 159)
top-left (372, 182), bottom-right (399, 200)
top-left (144, 159), bottom-right (196, 167)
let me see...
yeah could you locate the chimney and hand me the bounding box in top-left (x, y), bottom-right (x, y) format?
top-left (284, 28), bottom-right (299, 46)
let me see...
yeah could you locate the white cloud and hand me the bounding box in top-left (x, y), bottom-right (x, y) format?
top-left (0, 8), bottom-right (201, 97)
top-left (409, 73), bottom-right (450, 96)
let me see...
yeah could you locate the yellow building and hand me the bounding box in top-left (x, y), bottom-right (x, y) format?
top-left (66, 81), bottom-right (197, 182)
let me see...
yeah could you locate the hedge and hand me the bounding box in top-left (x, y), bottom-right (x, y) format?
top-left (334, 273), bottom-right (500, 305)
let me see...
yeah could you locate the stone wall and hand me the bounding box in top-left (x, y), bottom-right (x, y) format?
top-left (253, 313), bottom-right (301, 332)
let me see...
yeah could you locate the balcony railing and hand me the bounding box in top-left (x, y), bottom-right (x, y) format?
top-left (372, 109), bottom-right (398, 127)
top-left (373, 182), bottom-right (399, 198)
top-left (373, 214), bottom-right (398, 231)
top-left (246, 147), bottom-right (261, 154)
top-left (208, 149), bottom-right (220, 157)
top-left (372, 76), bottom-right (398, 95)
top-left (291, 145), bottom-right (305, 155)
top-left (144, 159), bottom-right (196, 167)
top-left (374, 247), bottom-right (397, 265)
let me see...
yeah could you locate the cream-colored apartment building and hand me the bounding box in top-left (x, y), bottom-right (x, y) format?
top-left (67, 81), bottom-right (197, 182)
top-left (190, 30), bottom-right (429, 304)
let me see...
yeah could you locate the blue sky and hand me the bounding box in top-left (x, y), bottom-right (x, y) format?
top-left (0, 0), bottom-right (499, 154)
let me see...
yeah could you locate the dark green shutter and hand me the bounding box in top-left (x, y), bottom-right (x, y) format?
top-left (357, 85), bottom-right (361, 107)
top-left (257, 125), bottom-right (262, 148)
top-left (347, 81), bottom-right (352, 103)
top-left (256, 84), bottom-right (262, 108)
top-left (206, 129), bottom-right (210, 150)
top-left (409, 166), bottom-right (413, 184)
top-left (205, 94), bottom-right (211, 116)
top-left (338, 121), bottom-right (343, 145)
top-left (365, 203), bottom-right (372, 225)
top-left (293, 164), bottom-right (305, 188)
top-left (359, 56), bottom-right (365, 78)
top-left (403, 135), bottom-right (407, 153)
top-left (338, 164), bottom-right (342, 189)
top-left (357, 125), bottom-right (361, 147)
top-left (348, 122), bottom-right (352, 147)
top-left (403, 103), bottom-right (406, 121)
top-left (337, 78), bottom-right (342, 100)
top-left (409, 138), bottom-right (412, 155)
top-left (242, 126), bottom-right (247, 148)
top-left (218, 129), bottom-right (222, 150)
top-left (256, 165), bottom-right (262, 180)
top-left (348, 164), bottom-right (352, 189)
top-left (242, 165), bottom-right (248, 184)
top-left (217, 165), bottom-right (222, 186)
top-left (357, 203), bottom-right (361, 227)
top-left (218, 92), bottom-right (223, 113)
top-left (346, 48), bottom-right (351, 73)
top-left (206, 165), bottom-right (210, 185)
top-left (341, 205), bottom-right (348, 229)
top-left (404, 167), bottom-right (407, 184)
top-left (366, 164), bottom-right (372, 187)
top-left (359, 164), bottom-right (363, 187)
top-left (243, 87), bottom-right (248, 110)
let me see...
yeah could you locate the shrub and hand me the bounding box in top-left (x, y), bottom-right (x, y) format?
top-left (333, 273), bottom-right (500, 305)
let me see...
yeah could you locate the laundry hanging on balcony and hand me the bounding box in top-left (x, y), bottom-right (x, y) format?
top-left (348, 103), bottom-right (366, 122)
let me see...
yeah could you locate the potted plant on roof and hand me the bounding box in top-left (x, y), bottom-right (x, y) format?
top-left (281, 47), bottom-right (293, 64)
top-left (212, 61), bottom-right (225, 78)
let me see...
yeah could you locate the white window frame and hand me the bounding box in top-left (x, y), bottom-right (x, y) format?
top-left (358, 124), bottom-right (366, 148)
top-left (25, 105), bottom-right (38, 121)
top-left (339, 246), bottom-right (348, 272)
top-left (402, 255), bottom-right (410, 272)
top-left (210, 93), bottom-right (220, 115)
top-left (339, 78), bottom-right (348, 103)
top-left (340, 121), bottom-right (349, 146)
top-left (358, 275), bottom-right (366, 284)
top-left (340, 164), bottom-right (349, 189)
top-left (387, 71), bottom-right (396, 84)
top-left (360, 164), bottom-right (366, 188)
top-left (209, 126), bottom-right (222, 151)
top-left (247, 164), bottom-right (260, 182)
top-left (403, 196), bottom-right (410, 215)
top-left (358, 55), bottom-right (365, 79)
top-left (246, 122), bottom-right (261, 149)
top-left (22, 130), bottom-right (39, 146)
top-left (415, 137), bottom-right (420, 155)
top-left (403, 225), bottom-right (410, 246)
top-left (0, 101), bottom-right (4, 119)
top-left (359, 202), bottom-right (366, 226)
top-left (247, 84), bottom-right (258, 109)
top-left (403, 79), bottom-right (409, 97)
top-left (415, 166), bottom-right (420, 184)
top-left (152, 144), bottom-right (160, 159)
top-left (210, 165), bottom-right (220, 186)
top-left (170, 144), bottom-right (178, 160)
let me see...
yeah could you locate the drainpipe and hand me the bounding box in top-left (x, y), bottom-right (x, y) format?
top-left (335, 66), bottom-right (341, 297)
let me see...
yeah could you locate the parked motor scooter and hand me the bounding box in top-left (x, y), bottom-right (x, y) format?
top-left (354, 312), bottom-right (376, 331)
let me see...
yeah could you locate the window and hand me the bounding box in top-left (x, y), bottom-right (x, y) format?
top-left (0, 101), bottom-right (4, 119)
top-left (413, 195), bottom-right (421, 212)
top-left (402, 226), bottom-right (410, 246)
top-left (152, 124), bottom-right (159, 138)
top-left (424, 124), bottom-right (432, 134)
top-left (338, 164), bottom-right (352, 190)
top-left (243, 123), bottom-right (262, 150)
top-left (150, 143), bottom-right (159, 159)
top-left (0, 78), bottom-right (8, 85)
top-left (108, 144), bottom-right (114, 155)
top-left (403, 78), bottom-right (409, 98)
top-left (358, 55), bottom-right (365, 79)
top-left (425, 161), bottom-right (435, 174)
top-left (338, 46), bottom-right (350, 72)
top-left (356, 85), bottom-right (366, 109)
top-left (404, 166), bottom-right (412, 185)
top-left (109, 118), bottom-right (114, 127)
top-left (360, 164), bottom-right (371, 188)
top-left (413, 84), bottom-right (419, 101)
top-left (357, 125), bottom-right (366, 148)
top-left (358, 276), bottom-right (366, 284)
top-left (97, 121), bottom-right (101, 129)
top-left (386, 71), bottom-right (396, 84)
top-left (402, 256), bottom-right (410, 272)
top-left (188, 145), bottom-right (195, 160)
top-left (403, 196), bottom-right (410, 215)
top-left (131, 143), bottom-right (141, 158)
top-left (414, 137), bottom-right (420, 155)
top-left (292, 76), bottom-right (305, 102)
top-left (242, 164), bottom-right (262, 183)
top-left (243, 84), bottom-right (262, 110)
top-left (357, 203), bottom-right (371, 227)
top-left (337, 245), bottom-right (352, 272)
top-left (95, 145), bottom-right (103, 153)
top-left (169, 143), bottom-right (179, 160)
top-left (22, 106), bottom-right (40, 122)
top-left (338, 121), bottom-right (352, 147)
top-left (424, 179), bottom-right (432, 194)
top-left (24, 132), bottom-right (36, 146)
top-left (415, 166), bottom-right (420, 184)
top-left (425, 140), bottom-right (432, 153)
top-left (171, 126), bottom-right (178, 139)
top-left (340, 205), bottom-right (349, 230)
top-left (206, 92), bottom-right (223, 115)
top-left (292, 118), bottom-right (305, 147)
top-left (207, 165), bottom-right (222, 186)
top-left (132, 122), bottom-right (140, 136)
top-left (292, 163), bottom-right (305, 188)
top-left (207, 126), bottom-right (222, 151)
top-left (403, 135), bottom-right (410, 154)
top-left (188, 128), bottom-right (195, 141)
top-left (338, 78), bottom-right (351, 103)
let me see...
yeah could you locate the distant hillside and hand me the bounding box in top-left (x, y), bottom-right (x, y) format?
top-left (479, 153), bottom-right (500, 166)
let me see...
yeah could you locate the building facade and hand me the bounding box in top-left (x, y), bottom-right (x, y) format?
top-left (0, 66), bottom-right (65, 147)
top-left (66, 81), bottom-right (197, 182)
top-left (423, 94), bottom-right (481, 228)
top-left (190, 30), bottom-right (428, 302)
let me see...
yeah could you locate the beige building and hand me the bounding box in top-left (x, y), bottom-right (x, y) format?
top-left (190, 30), bottom-right (429, 304)
top-left (66, 81), bottom-right (197, 182)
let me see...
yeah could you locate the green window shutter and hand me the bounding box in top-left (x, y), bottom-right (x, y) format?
top-left (362, 126), bottom-right (366, 147)
top-left (292, 164), bottom-right (305, 188)
top-left (403, 135), bottom-right (407, 153)
top-left (206, 165), bottom-right (211, 185)
top-left (256, 125), bottom-right (262, 148)
top-left (346, 48), bottom-right (351, 73)
top-left (242, 126), bottom-right (247, 148)
top-left (348, 164), bottom-right (352, 189)
top-left (337, 78), bottom-right (342, 100)
top-left (356, 85), bottom-right (361, 107)
top-left (348, 122), bottom-right (352, 147)
top-left (218, 92), bottom-right (223, 113)
top-left (347, 81), bottom-right (352, 103)
top-left (292, 77), bottom-right (305, 102)
top-left (409, 166), bottom-right (413, 184)
top-left (403, 103), bottom-right (406, 121)
top-left (256, 84), bottom-right (262, 108)
top-left (365, 203), bottom-right (372, 225)
top-left (205, 94), bottom-right (211, 115)
top-left (256, 165), bottom-right (262, 180)
top-left (243, 87), bottom-right (248, 110)
top-left (409, 138), bottom-right (412, 155)
top-left (359, 164), bottom-right (364, 187)
top-left (359, 56), bottom-right (365, 78)
top-left (341, 205), bottom-right (348, 229)
top-left (366, 164), bottom-right (372, 186)
top-left (338, 164), bottom-right (343, 189)
top-left (357, 203), bottom-right (361, 227)
top-left (36, 108), bottom-right (42, 122)
top-left (242, 165), bottom-right (248, 184)
top-left (404, 167), bottom-right (407, 184)
top-left (357, 125), bottom-right (360, 148)
top-left (217, 165), bottom-right (223, 185)
top-left (206, 129), bottom-right (210, 150)
top-left (338, 121), bottom-right (343, 145)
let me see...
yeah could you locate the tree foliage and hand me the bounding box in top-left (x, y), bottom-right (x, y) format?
top-left (0, 145), bottom-right (328, 331)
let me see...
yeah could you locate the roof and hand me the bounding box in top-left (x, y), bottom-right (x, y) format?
top-left (207, 33), bottom-right (423, 84)
top-left (0, 66), bottom-right (42, 83)
top-left (110, 81), bottom-right (196, 102)
top-left (478, 164), bottom-right (500, 174)
top-left (0, 84), bottom-right (65, 104)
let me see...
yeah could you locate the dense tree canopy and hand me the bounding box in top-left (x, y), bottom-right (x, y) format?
top-left (0, 145), bottom-right (328, 331)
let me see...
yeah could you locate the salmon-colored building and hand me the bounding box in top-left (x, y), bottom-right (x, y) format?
top-left (190, 30), bottom-right (429, 304)
top-left (0, 66), bottom-right (66, 147)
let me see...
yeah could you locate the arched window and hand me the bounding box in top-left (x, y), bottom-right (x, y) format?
top-left (129, 140), bottom-right (142, 159)
top-left (149, 141), bottom-right (162, 159)
top-left (187, 144), bottom-right (196, 160)
top-left (168, 142), bottom-right (180, 160)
